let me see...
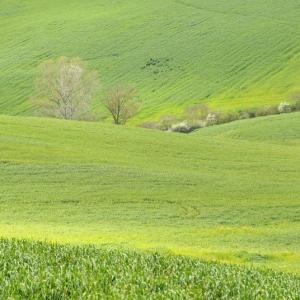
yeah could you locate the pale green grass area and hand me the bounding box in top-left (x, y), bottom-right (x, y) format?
top-left (0, 113), bottom-right (299, 272)
top-left (0, 0), bottom-right (300, 121)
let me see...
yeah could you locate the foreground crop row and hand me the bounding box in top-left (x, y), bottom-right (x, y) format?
top-left (0, 239), bottom-right (299, 299)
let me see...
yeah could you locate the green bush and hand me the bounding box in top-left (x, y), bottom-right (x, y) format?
top-left (254, 106), bottom-right (278, 117)
top-left (159, 115), bottom-right (178, 131)
top-left (187, 119), bottom-right (206, 131)
top-left (238, 109), bottom-right (257, 119)
top-left (170, 121), bottom-right (192, 133)
top-left (295, 100), bottom-right (300, 111)
top-left (218, 112), bottom-right (239, 124)
top-left (154, 100), bottom-right (299, 134)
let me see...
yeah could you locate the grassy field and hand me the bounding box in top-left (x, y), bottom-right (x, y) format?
top-left (1, 0), bottom-right (300, 296)
top-left (0, 112), bottom-right (299, 273)
top-left (1, 0), bottom-right (300, 121)
top-left (1, 239), bottom-right (299, 299)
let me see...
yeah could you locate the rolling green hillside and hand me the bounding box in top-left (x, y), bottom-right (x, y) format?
top-left (0, 112), bottom-right (299, 272)
top-left (195, 112), bottom-right (300, 144)
top-left (1, 239), bottom-right (299, 299)
top-left (1, 0), bottom-right (300, 121)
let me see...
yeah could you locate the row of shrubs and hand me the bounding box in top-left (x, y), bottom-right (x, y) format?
top-left (140, 99), bottom-right (300, 133)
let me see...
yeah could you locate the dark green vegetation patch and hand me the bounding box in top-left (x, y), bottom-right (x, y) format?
top-left (0, 239), bottom-right (299, 299)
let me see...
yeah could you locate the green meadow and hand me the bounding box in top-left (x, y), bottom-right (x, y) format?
top-left (0, 112), bottom-right (299, 273)
top-left (1, 0), bottom-right (300, 120)
top-left (1, 0), bottom-right (300, 296)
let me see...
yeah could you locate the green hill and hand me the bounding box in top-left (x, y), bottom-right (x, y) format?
top-left (195, 112), bottom-right (300, 144)
top-left (1, 0), bottom-right (300, 121)
top-left (0, 112), bottom-right (299, 272)
top-left (1, 239), bottom-right (299, 299)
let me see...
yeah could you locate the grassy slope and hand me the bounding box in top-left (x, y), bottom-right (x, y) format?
top-left (1, 239), bottom-right (299, 299)
top-left (194, 112), bottom-right (300, 143)
top-left (0, 112), bottom-right (299, 272)
top-left (1, 0), bottom-right (300, 121)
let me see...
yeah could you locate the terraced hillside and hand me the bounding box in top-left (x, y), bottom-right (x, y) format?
top-left (1, 0), bottom-right (300, 120)
top-left (0, 112), bottom-right (299, 272)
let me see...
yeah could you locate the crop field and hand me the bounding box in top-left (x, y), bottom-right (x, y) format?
top-left (1, 1), bottom-right (300, 296)
top-left (1, 0), bottom-right (300, 121)
top-left (0, 112), bottom-right (299, 273)
top-left (0, 239), bottom-right (299, 299)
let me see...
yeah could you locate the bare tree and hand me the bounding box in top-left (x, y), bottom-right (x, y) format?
top-left (34, 57), bottom-right (99, 120)
top-left (104, 86), bottom-right (140, 124)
